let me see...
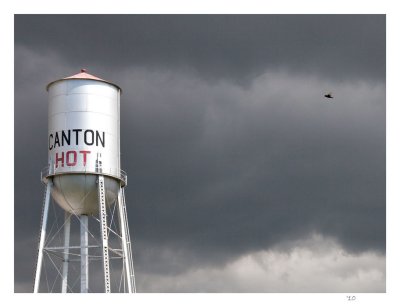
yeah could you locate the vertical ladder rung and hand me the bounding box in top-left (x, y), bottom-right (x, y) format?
top-left (98, 175), bottom-right (111, 293)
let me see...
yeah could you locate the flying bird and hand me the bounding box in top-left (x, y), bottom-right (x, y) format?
top-left (324, 92), bottom-right (334, 99)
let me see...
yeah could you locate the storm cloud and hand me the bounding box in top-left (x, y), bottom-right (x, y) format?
top-left (15, 15), bottom-right (385, 84)
top-left (14, 14), bottom-right (385, 292)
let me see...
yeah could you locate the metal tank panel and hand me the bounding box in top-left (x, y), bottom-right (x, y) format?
top-left (44, 70), bottom-right (125, 215)
top-left (51, 174), bottom-right (120, 215)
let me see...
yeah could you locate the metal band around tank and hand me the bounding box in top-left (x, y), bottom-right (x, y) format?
top-left (41, 165), bottom-right (127, 187)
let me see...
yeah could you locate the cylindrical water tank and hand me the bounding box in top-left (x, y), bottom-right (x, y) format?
top-left (43, 69), bottom-right (126, 215)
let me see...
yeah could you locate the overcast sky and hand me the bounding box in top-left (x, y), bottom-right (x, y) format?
top-left (14, 14), bottom-right (385, 293)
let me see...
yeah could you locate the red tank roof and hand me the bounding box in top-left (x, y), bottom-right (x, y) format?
top-left (46, 69), bottom-right (122, 92)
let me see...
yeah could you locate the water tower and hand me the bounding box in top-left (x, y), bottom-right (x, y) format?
top-left (33, 69), bottom-right (136, 293)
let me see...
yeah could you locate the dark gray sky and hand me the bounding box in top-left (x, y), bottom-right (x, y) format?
top-left (14, 14), bottom-right (385, 292)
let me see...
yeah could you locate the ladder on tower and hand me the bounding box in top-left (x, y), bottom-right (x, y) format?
top-left (98, 174), bottom-right (111, 293)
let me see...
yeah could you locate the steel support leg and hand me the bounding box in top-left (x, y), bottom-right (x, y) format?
top-left (117, 188), bottom-right (135, 293)
top-left (98, 175), bottom-right (111, 293)
top-left (122, 188), bottom-right (136, 292)
top-left (33, 181), bottom-right (52, 293)
top-left (61, 212), bottom-right (71, 293)
top-left (80, 215), bottom-right (89, 293)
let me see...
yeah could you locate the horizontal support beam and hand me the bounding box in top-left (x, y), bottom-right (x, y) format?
top-left (44, 245), bottom-right (100, 251)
